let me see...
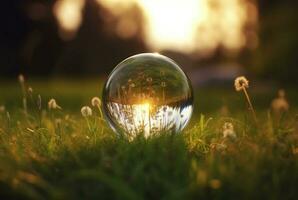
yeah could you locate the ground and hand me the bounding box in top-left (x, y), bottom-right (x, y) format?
top-left (0, 78), bottom-right (297, 199)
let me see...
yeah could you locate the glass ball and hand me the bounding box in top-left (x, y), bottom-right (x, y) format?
top-left (102, 53), bottom-right (193, 139)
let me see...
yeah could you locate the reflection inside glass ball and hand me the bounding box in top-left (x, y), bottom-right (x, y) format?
top-left (102, 53), bottom-right (193, 139)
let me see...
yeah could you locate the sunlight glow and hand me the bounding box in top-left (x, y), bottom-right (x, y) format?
top-left (53, 0), bottom-right (85, 40)
top-left (139, 0), bottom-right (202, 52)
top-left (134, 103), bottom-right (151, 137)
top-left (55, 0), bottom-right (257, 52)
top-left (98, 0), bottom-right (257, 53)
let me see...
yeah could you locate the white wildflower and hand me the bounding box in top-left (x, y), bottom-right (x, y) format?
top-left (48, 98), bottom-right (61, 110)
top-left (271, 89), bottom-right (289, 112)
top-left (234, 76), bottom-right (249, 91)
top-left (81, 106), bottom-right (92, 117)
top-left (223, 122), bottom-right (236, 139)
top-left (91, 97), bottom-right (101, 107)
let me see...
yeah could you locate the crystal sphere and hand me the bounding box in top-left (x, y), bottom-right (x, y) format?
top-left (102, 53), bottom-right (193, 138)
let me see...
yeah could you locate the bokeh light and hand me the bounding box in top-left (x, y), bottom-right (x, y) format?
top-left (53, 0), bottom-right (85, 40)
top-left (97, 0), bottom-right (258, 54)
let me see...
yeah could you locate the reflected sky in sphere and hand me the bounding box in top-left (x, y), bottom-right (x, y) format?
top-left (102, 53), bottom-right (193, 139)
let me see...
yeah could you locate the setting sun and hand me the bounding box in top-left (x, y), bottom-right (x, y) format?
top-left (139, 0), bottom-right (202, 52)
top-left (98, 0), bottom-right (257, 53)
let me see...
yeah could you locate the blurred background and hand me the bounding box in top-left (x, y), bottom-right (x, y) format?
top-left (0, 0), bottom-right (297, 86)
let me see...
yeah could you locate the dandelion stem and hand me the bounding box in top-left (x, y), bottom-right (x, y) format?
top-left (6, 111), bottom-right (10, 128)
top-left (85, 117), bottom-right (92, 132)
top-left (18, 75), bottom-right (28, 117)
top-left (23, 97), bottom-right (28, 117)
top-left (97, 105), bottom-right (103, 119)
top-left (242, 87), bottom-right (258, 125)
top-left (37, 94), bottom-right (42, 127)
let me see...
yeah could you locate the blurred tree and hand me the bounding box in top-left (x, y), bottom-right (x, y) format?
top-left (0, 0), bottom-right (32, 77)
top-left (0, 0), bottom-right (147, 77)
top-left (252, 0), bottom-right (298, 84)
top-left (54, 0), bottom-right (146, 75)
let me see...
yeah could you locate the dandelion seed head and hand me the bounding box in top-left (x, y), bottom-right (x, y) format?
top-left (65, 114), bottom-right (70, 120)
top-left (146, 77), bottom-right (152, 82)
top-left (234, 76), bottom-right (249, 91)
top-left (0, 105), bottom-right (5, 113)
top-left (278, 89), bottom-right (285, 98)
top-left (91, 97), bottom-right (101, 107)
top-left (18, 74), bottom-right (25, 83)
top-left (271, 90), bottom-right (289, 113)
top-left (209, 179), bottom-right (221, 189)
top-left (28, 87), bottom-right (33, 94)
top-left (223, 122), bottom-right (233, 130)
top-left (292, 147), bottom-right (298, 155)
top-left (81, 106), bottom-right (92, 117)
top-left (223, 122), bottom-right (236, 138)
top-left (216, 143), bottom-right (227, 151)
top-left (48, 98), bottom-right (61, 110)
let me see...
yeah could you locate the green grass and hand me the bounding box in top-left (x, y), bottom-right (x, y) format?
top-left (0, 79), bottom-right (298, 199)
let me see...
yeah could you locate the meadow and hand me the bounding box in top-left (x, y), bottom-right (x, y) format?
top-left (0, 77), bottom-right (297, 199)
